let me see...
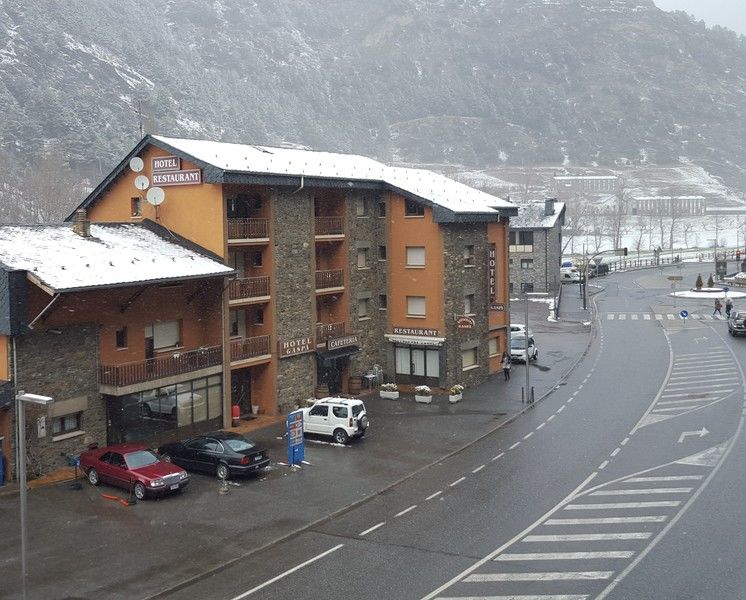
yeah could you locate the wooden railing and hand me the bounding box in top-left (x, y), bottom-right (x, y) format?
top-left (316, 322), bottom-right (345, 344)
top-left (227, 218), bottom-right (268, 240)
top-left (230, 335), bottom-right (271, 362)
top-left (315, 269), bottom-right (344, 289)
top-left (315, 216), bottom-right (344, 236)
top-left (229, 276), bottom-right (270, 300)
top-left (99, 345), bottom-right (222, 388)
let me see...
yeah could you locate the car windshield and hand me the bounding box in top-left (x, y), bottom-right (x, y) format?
top-left (125, 450), bottom-right (160, 469)
top-left (732, 312), bottom-right (745, 320)
top-left (224, 438), bottom-right (255, 452)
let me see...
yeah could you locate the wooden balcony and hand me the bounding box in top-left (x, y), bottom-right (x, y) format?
top-left (316, 321), bottom-right (345, 345)
top-left (229, 276), bottom-right (270, 304)
top-left (227, 218), bottom-right (269, 243)
top-left (314, 216), bottom-right (344, 238)
top-left (99, 345), bottom-right (222, 389)
top-left (230, 334), bottom-right (271, 364)
top-left (315, 269), bottom-right (344, 292)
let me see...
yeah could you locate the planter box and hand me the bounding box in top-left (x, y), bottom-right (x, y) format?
top-left (415, 394), bottom-right (432, 404)
top-left (448, 394), bottom-right (462, 403)
top-left (380, 390), bottom-right (399, 400)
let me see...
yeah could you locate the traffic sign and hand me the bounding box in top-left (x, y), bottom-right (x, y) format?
top-left (287, 410), bottom-right (304, 466)
top-left (667, 275), bottom-right (683, 281)
top-left (680, 310), bottom-right (689, 319)
top-left (724, 287), bottom-right (730, 293)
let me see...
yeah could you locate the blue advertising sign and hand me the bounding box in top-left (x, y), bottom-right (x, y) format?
top-left (287, 410), bottom-right (304, 466)
top-left (680, 310), bottom-right (689, 319)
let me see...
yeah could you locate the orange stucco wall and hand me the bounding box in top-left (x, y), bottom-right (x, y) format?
top-left (0, 335), bottom-right (8, 380)
top-left (87, 144), bottom-right (226, 257)
top-left (488, 220), bottom-right (510, 373)
top-left (387, 195), bottom-right (444, 333)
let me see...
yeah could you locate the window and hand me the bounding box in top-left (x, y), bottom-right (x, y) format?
top-left (521, 283), bottom-right (535, 293)
top-left (407, 296), bottom-right (426, 317)
top-left (509, 282), bottom-right (514, 293)
top-left (254, 307), bottom-right (264, 325)
top-left (357, 247), bottom-right (369, 269)
top-left (378, 245), bottom-right (387, 261)
top-left (462, 348), bottom-right (478, 369)
top-left (464, 294), bottom-right (475, 315)
top-left (115, 327), bottom-right (128, 349)
top-left (355, 197), bottom-right (367, 217)
top-left (332, 406), bottom-right (348, 418)
top-left (130, 197), bottom-right (142, 217)
top-left (377, 200), bottom-right (386, 217)
top-left (230, 311), bottom-right (239, 337)
top-left (358, 298), bottom-right (370, 319)
top-left (406, 246), bottom-right (426, 267)
top-left (509, 231), bottom-right (534, 253)
top-left (148, 320), bottom-right (181, 350)
top-left (379, 294), bottom-right (388, 309)
top-left (309, 405), bottom-right (329, 417)
top-left (395, 347), bottom-right (440, 378)
top-left (520, 259), bottom-right (534, 269)
top-left (405, 199), bottom-right (425, 217)
top-left (252, 251), bottom-right (263, 267)
top-left (52, 412), bottom-right (82, 435)
top-left (488, 338), bottom-right (499, 357)
top-left (463, 245), bottom-right (475, 266)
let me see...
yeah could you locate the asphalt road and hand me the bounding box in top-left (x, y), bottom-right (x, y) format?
top-left (156, 263), bottom-right (746, 600)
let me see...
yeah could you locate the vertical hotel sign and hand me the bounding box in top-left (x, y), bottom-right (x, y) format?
top-left (488, 244), bottom-right (504, 312)
top-left (151, 155), bottom-right (201, 186)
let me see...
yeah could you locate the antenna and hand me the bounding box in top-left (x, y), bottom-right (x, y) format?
top-left (129, 157), bottom-right (144, 172)
top-left (134, 175), bottom-right (149, 190)
top-left (146, 187), bottom-right (165, 206)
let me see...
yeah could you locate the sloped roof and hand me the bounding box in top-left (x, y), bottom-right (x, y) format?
top-left (0, 222), bottom-right (234, 293)
top-left (509, 201), bottom-right (566, 230)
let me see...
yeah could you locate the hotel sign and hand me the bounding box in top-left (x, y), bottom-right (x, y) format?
top-left (392, 327), bottom-right (441, 337)
top-left (327, 334), bottom-right (359, 350)
top-left (488, 244), bottom-right (497, 303)
top-left (456, 316), bottom-right (475, 329)
top-left (152, 156), bottom-right (181, 172)
top-left (279, 336), bottom-right (314, 358)
top-left (151, 154), bottom-right (201, 186)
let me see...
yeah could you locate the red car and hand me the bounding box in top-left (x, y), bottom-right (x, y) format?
top-left (80, 443), bottom-right (189, 500)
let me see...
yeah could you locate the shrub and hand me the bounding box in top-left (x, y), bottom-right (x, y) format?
top-left (449, 384), bottom-right (464, 395)
top-left (695, 273), bottom-right (703, 289)
top-left (380, 383), bottom-right (398, 391)
top-left (707, 274), bottom-right (714, 288)
top-left (414, 385), bottom-right (432, 395)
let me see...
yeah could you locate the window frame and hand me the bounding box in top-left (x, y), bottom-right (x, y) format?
top-left (115, 326), bottom-right (128, 350)
top-left (406, 246), bottom-right (426, 267)
top-left (407, 296), bottom-right (426, 317)
top-left (51, 411), bottom-right (82, 436)
top-left (357, 247), bottom-right (369, 269)
top-left (405, 199), bottom-right (425, 217)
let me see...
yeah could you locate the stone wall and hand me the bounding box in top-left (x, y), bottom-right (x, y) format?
top-left (509, 229), bottom-right (554, 293)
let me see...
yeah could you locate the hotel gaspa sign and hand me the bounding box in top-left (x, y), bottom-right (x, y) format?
top-left (151, 155), bottom-right (202, 186)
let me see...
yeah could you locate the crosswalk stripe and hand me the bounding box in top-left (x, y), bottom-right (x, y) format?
top-left (654, 405), bottom-right (715, 413)
top-left (496, 551), bottom-right (634, 561)
top-left (625, 475), bottom-right (703, 483)
top-left (643, 314), bottom-right (651, 320)
top-left (666, 382), bottom-right (736, 391)
top-left (465, 571), bottom-right (614, 582)
top-left (607, 314), bottom-right (614, 320)
top-left (655, 314), bottom-right (663, 320)
top-left (565, 501), bottom-right (682, 510)
top-left (438, 595), bottom-right (590, 600)
top-left (667, 314), bottom-right (676, 320)
top-left (523, 533), bottom-right (651, 542)
top-left (618, 314), bottom-right (626, 320)
top-left (545, 516), bottom-right (667, 525)
top-left (657, 398), bottom-right (719, 406)
top-left (589, 488), bottom-right (692, 496)
top-left (668, 373), bottom-right (737, 381)
top-left (677, 351), bottom-right (730, 357)
top-left (631, 314), bottom-right (639, 320)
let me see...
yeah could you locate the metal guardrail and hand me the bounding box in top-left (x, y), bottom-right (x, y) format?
top-left (315, 269), bottom-right (344, 289)
top-left (227, 218), bottom-right (268, 240)
top-left (230, 335), bottom-right (271, 362)
top-left (229, 276), bottom-right (270, 300)
top-left (314, 216), bottom-right (344, 236)
top-left (99, 346), bottom-right (223, 387)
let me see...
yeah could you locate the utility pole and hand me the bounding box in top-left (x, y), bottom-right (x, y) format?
top-left (524, 294), bottom-right (531, 403)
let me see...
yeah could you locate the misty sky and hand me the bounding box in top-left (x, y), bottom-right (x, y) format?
top-left (654, 0), bottom-right (746, 36)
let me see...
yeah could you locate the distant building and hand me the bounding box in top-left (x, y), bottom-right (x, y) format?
top-left (630, 195), bottom-right (706, 216)
top-left (508, 198), bottom-right (566, 294)
top-left (552, 175), bottom-right (618, 199)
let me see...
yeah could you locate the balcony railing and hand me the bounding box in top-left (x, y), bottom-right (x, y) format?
top-left (315, 216), bottom-right (344, 236)
top-left (315, 269), bottom-right (344, 290)
top-left (230, 334), bottom-right (271, 363)
top-left (316, 321), bottom-right (345, 344)
top-left (227, 218), bottom-right (268, 240)
top-left (229, 276), bottom-right (270, 301)
top-left (99, 345), bottom-right (222, 388)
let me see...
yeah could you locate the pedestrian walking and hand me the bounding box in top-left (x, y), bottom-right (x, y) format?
top-left (501, 351), bottom-right (511, 381)
top-left (713, 298), bottom-right (723, 316)
top-left (726, 298), bottom-right (733, 318)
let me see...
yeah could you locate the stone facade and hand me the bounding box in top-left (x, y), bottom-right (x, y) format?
top-left (272, 188), bottom-right (316, 412)
top-left (11, 324), bottom-right (103, 478)
top-left (509, 226), bottom-right (563, 293)
top-left (442, 223), bottom-right (490, 388)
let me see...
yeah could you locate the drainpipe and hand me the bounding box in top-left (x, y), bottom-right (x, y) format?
top-left (27, 294), bottom-right (61, 330)
top-left (292, 176), bottom-right (305, 194)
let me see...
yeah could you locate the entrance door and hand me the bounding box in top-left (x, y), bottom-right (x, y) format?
top-left (411, 349), bottom-right (426, 377)
top-left (231, 370), bottom-right (252, 417)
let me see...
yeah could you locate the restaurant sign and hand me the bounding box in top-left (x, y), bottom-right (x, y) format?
top-left (456, 316), bottom-right (475, 329)
top-left (392, 327), bottom-right (441, 337)
top-left (327, 334), bottom-right (359, 350)
top-left (152, 169), bottom-right (202, 186)
top-left (279, 336), bottom-right (314, 359)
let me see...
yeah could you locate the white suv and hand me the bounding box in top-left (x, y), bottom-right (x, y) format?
top-left (302, 397), bottom-right (369, 444)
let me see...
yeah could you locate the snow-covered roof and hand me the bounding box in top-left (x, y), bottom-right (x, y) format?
top-left (151, 135), bottom-right (514, 216)
top-left (509, 201), bottom-right (566, 229)
top-left (553, 175), bottom-right (618, 181)
top-left (0, 223), bottom-right (233, 293)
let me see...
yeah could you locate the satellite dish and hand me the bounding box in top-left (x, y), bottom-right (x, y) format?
top-left (129, 157), bottom-right (144, 172)
top-left (146, 186), bottom-right (165, 206)
top-left (134, 175), bottom-right (150, 190)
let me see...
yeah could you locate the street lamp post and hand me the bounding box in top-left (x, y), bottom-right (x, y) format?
top-left (524, 293), bottom-right (531, 403)
top-left (16, 391), bottom-right (54, 600)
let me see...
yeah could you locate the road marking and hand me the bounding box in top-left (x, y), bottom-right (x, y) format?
top-left (598, 460), bottom-right (609, 470)
top-left (644, 314), bottom-right (651, 320)
top-left (610, 448), bottom-right (620, 457)
top-left (546, 516), bottom-right (666, 525)
top-left (655, 314), bottom-right (663, 319)
top-left (667, 382), bottom-right (735, 390)
top-left (524, 533), bottom-right (652, 542)
top-left (626, 475), bottom-right (703, 483)
top-left (537, 422), bottom-right (546, 430)
top-left (557, 405), bottom-right (565, 413)
top-left (621, 437), bottom-right (630, 446)
top-left (359, 522), bottom-right (386, 536)
top-left (491, 452), bottom-right (506, 461)
top-left (426, 491), bottom-right (442, 501)
top-left (472, 464), bottom-right (486, 474)
top-left (450, 476), bottom-right (466, 487)
top-left (440, 595), bottom-right (589, 600)
top-left (667, 314), bottom-right (675, 320)
top-left (607, 314), bottom-right (615, 320)
top-left (496, 551), bottom-right (634, 561)
top-left (631, 314), bottom-right (639, 320)
top-left (678, 428), bottom-right (709, 443)
top-left (524, 432), bottom-right (534, 440)
top-left (465, 571), bottom-right (613, 582)
top-left (572, 391), bottom-right (579, 396)
top-left (229, 543), bottom-right (344, 599)
top-left (590, 488), bottom-right (692, 496)
top-left (395, 505), bottom-right (418, 517)
top-left (654, 405), bottom-right (712, 413)
top-left (547, 414), bottom-right (556, 421)
top-left (509, 442), bottom-right (521, 450)
top-left (566, 501), bottom-right (682, 510)
top-left (618, 314), bottom-right (627, 320)
top-left (657, 398), bottom-right (718, 406)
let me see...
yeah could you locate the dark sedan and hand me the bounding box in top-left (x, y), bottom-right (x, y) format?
top-left (158, 432), bottom-right (270, 480)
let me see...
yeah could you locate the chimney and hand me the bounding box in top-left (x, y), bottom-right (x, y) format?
top-left (72, 209), bottom-right (91, 237)
top-left (544, 197), bottom-right (557, 216)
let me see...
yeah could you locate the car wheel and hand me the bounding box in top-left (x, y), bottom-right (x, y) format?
top-left (133, 482), bottom-right (146, 501)
top-left (532, 351), bottom-right (538, 361)
top-left (87, 468), bottom-right (100, 486)
top-left (216, 463), bottom-right (230, 480)
top-left (333, 429), bottom-right (349, 444)
top-left (143, 404), bottom-right (153, 418)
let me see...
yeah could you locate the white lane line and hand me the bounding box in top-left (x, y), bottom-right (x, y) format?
top-left (631, 314), bottom-right (639, 320)
top-left (659, 392), bottom-right (720, 399)
top-left (654, 405), bottom-right (714, 413)
top-left (426, 491), bottom-right (442, 501)
top-left (472, 464), bottom-right (486, 474)
top-left (524, 432), bottom-right (535, 440)
top-left (598, 460), bottom-right (609, 470)
top-left (607, 314), bottom-right (615, 320)
top-left (655, 314), bottom-right (663, 319)
top-left (546, 516), bottom-right (667, 525)
top-left (496, 551), bottom-right (634, 561)
top-left (547, 414), bottom-right (556, 421)
top-left (509, 442), bottom-right (521, 450)
top-left (566, 501), bottom-right (682, 510)
top-left (537, 422), bottom-right (546, 430)
top-left (567, 397), bottom-right (573, 404)
top-left (621, 437), bottom-right (630, 446)
top-left (440, 595), bottom-right (589, 600)
top-left (572, 391), bottom-right (579, 396)
top-left (610, 448), bottom-right (620, 457)
top-left (359, 522), bottom-right (386, 536)
top-left (229, 544), bottom-right (344, 599)
top-left (557, 405), bottom-right (565, 413)
top-left (618, 314), bottom-right (627, 321)
top-left (523, 533), bottom-right (652, 542)
top-left (668, 371), bottom-right (736, 380)
top-left (590, 488), bottom-right (692, 496)
top-left (644, 314), bottom-right (651, 320)
top-left (450, 476), bottom-right (466, 487)
top-left (625, 475), bottom-right (703, 483)
top-left (657, 398), bottom-right (719, 406)
top-left (666, 382), bottom-right (735, 391)
top-left (677, 351), bottom-right (729, 357)
top-left (577, 385), bottom-right (583, 390)
top-left (667, 314), bottom-right (675, 320)
top-left (395, 505), bottom-right (418, 517)
top-left (465, 571), bottom-right (613, 582)
top-left (491, 452), bottom-right (506, 461)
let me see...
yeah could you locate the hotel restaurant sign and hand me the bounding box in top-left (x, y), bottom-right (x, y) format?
top-left (488, 244), bottom-right (505, 311)
top-left (151, 155), bottom-right (201, 186)
top-left (279, 336), bottom-right (314, 359)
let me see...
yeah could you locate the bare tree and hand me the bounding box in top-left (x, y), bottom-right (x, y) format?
top-left (632, 216), bottom-right (648, 257)
top-left (681, 220), bottom-right (697, 249)
top-left (607, 175), bottom-right (628, 249)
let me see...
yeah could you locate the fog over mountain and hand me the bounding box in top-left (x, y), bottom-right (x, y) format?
top-left (1, 0), bottom-right (746, 222)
